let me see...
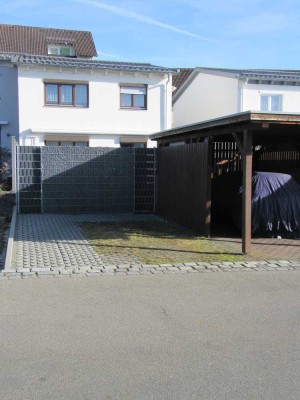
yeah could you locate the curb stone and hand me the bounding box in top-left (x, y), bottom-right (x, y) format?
top-left (0, 260), bottom-right (299, 280)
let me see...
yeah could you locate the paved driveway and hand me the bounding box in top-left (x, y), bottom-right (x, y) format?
top-left (5, 214), bottom-right (299, 279)
top-left (12, 214), bottom-right (160, 269)
top-left (0, 272), bottom-right (299, 400)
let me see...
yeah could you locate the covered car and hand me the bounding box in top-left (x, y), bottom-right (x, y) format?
top-left (232, 172), bottom-right (300, 236)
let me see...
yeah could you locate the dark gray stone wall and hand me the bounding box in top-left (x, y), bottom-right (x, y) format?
top-left (17, 146), bottom-right (156, 214)
top-left (41, 147), bottom-right (135, 213)
top-left (135, 149), bottom-right (156, 213)
top-left (18, 146), bottom-right (41, 213)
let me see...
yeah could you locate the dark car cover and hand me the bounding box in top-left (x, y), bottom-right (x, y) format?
top-left (232, 172), bottom-right (300, 235)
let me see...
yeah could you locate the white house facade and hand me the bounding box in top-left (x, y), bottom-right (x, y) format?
top-left (173, 68), bottom-right (300, 127)
top-left (16, 57), bottom-right (174, 148)
top-left (0, 24), bottom-right (176, 151)
top-left (0, 54), bottom-right (174, 149)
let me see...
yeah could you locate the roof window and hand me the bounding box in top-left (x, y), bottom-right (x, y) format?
top-left (48, 45), bottom-right (75, 56)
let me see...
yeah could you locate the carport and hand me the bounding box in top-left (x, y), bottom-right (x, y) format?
top-left (151, 111), bottom-right (300, 254)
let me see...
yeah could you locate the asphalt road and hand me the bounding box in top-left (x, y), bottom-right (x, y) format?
top-left (0, 272), bottom-right (299, 400)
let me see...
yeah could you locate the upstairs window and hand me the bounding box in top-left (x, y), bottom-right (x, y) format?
top-left (48, 45), bottom-right (75, 56)
top-left (45, 83), bottom-right (88, 107)
top-left (120, 85), bottom-right (147, 109)
top-left (260, 95), bottom-right (282, 112)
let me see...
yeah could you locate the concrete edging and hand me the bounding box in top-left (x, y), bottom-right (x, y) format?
top-left (4, 206), bottom-right (17, 270)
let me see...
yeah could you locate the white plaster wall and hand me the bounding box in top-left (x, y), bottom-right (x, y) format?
top-left (241, 83), bottom-right (300, 112)
top-left (91, 136), bottom-right (156, 148)
top-left (173, 72), bottom-right (239, 127)
top-left (25, 133), bottom-right (157, 148)
top-left (0, 63), bottom-right (19, 150)
top-left (17, 66), bottom-right (171, 146)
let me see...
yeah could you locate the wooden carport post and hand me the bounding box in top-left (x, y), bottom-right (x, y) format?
top-left (205, 136), bottom-right (213, 238)
top-left (233, 130), bottom-right (253, 254)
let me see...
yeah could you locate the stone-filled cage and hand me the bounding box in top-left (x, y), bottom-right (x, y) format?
top-left (16, 146), bottom-right (156, 214)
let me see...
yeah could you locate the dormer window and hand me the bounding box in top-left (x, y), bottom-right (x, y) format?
top-left (48, 45), bottom-right (75, 56)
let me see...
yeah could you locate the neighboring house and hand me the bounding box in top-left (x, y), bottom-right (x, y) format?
top-left (173, 67), bottom-right (300, 127)
top-left (0, 24), bottom-right (176, 149)
top-left (0, 55), bottom-right (19, 150)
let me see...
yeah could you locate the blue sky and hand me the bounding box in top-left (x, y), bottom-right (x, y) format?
top-left (2, 0), bottom-right (300, 69)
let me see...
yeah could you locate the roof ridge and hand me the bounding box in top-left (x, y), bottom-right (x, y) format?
top-left (196, 66), bottom-right (300, 74)
top-left (0, 23), bottom-right (91, 34)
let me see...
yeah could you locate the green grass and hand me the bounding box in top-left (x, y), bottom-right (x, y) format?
top-left (81, 220), bottom-right (247, 264)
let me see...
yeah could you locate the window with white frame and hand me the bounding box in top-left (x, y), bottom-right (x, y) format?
top-left (120, 85), bottom-right (147, 109)
top-left (260, 95), bottom-right (282, 112)
top-left (48, 45), bottom-right (75, 56)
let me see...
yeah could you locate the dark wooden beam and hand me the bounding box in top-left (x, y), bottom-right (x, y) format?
top-left (152, 123), bottom-right (262, 146)
top-left (242, 130), bottom-right (253, 254)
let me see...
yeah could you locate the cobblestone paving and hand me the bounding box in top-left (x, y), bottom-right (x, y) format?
top-left (0, 214), bottom-right (299, 280)
top-left (212, 236), bottom-right (300, 261)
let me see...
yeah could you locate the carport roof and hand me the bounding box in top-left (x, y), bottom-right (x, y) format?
top-left (150, 111), bottom-right (300, 143)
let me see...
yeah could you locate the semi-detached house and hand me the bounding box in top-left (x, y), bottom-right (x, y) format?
top-left (172, 67), bottom-right (300, 128)
top-left (0, 24), bottom-right (176, 151)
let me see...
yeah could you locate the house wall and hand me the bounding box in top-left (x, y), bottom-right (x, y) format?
top-left (17, 66), bottom-right (172, 146)
top-left (173, 72), bottom-right (239, 127)
top-left (241, 83), bottom-right (300, 112)
top-left (0, 63), bottom-right (19, 150)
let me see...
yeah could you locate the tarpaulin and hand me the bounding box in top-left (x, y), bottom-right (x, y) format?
top-left (233, 172), bottom-right (300, 235)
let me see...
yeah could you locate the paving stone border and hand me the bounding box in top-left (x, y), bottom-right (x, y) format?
top-left (1, 260), bottom-right (299, 280)
top-left (2, 213), bottom-right (300, 280)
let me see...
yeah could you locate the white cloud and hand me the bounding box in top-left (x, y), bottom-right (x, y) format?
top-left (95, 50), bottom-right (124, 60)
top-left (69, 0), bottom-right (216, 42)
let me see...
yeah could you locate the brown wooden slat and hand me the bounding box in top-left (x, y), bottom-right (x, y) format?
top-left (157, 142), bottom-right (209, 234)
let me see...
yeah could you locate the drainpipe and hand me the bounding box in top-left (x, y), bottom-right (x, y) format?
top-left (165, 73), bottom-right (171, 130)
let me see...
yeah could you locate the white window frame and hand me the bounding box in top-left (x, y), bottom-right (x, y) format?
top-left (48, 45), bottom-right (75, 56)
top-left (260, 94), bottom-right (283, 112)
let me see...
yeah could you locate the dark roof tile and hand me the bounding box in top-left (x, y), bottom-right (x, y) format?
top-left (172, 68), bottom-right (194, 96)
top-left (0, 52), bottom-right (177, 74)
top-left (197, 67), bottom-right (300, 80)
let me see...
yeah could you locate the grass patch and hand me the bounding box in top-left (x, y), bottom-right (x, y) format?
top-left (81, 220), bottom-right (247, 264)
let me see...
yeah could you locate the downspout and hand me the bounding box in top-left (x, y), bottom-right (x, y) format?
top-left (165, 73), bottom-right (171, 130)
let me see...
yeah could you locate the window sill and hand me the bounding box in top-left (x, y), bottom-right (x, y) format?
top-left (120, 107), bottom-right (147, 111)
top-left (44, 105), bottom-right (89, 109)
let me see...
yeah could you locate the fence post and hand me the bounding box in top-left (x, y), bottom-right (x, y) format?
top-left (40, 146), bottom-right (43, 214)
top-left (153, 148), bottom-right (157, 213)
top-left (133, 147), bottom-right (136, 213)
top-left (11, 136), bottom-right (17, 193)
